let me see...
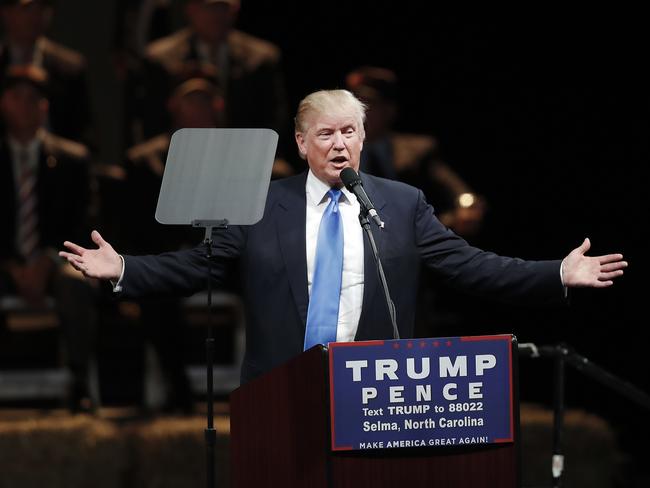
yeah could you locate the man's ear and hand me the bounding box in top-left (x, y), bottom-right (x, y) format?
top-left (295, 132), bottom-right (307, 160)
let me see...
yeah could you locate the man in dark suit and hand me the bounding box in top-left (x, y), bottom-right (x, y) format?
top-left (60, 89), bottom-right (627, 384)
top-left (0, 64), bottom-right (98, 410)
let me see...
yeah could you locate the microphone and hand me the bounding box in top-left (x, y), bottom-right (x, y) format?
top-left (340, 168), bottom-right (384, 228)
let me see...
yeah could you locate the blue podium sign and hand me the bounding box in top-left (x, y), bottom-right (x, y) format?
top-left (328, 335), bottom-right (514, 451)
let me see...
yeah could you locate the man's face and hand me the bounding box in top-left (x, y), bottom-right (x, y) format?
top-left (296, 112), bottom-right (363, 187)
top-left (186, 1), bottom-right (236, 44)
top-left (0, 83), bottom-right (47, 134)
top-left (1, 3), bottom-right (47, 45)
top-left (170, 90), bottom-right (223, 128)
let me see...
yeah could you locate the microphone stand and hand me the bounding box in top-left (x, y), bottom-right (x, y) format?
top-left (358, 206), bottom-right (399, 340)
top-left (518, 342), bottom-right (650, 488)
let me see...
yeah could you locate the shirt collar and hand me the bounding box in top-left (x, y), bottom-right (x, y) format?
top-left (196, 39), bottom-right (228, 62)
top-left (306, 169), bottom-right (357, 207)
top-left (7, 38), bottom-right (45, 66)
top-left (8, 134), bottom-right (41, 165)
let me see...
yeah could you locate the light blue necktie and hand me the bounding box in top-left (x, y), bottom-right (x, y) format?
top-left (304, 188), bottom-right (344, 350)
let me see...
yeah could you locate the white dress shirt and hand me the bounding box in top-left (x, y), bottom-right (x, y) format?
top-left (305, 170), bottom-right (364, 342)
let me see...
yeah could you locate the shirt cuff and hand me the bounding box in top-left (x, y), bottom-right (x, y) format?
top-left (110, 255), bottom-right (125, 293)
top-left (560, 259), bottom-right (568, 297)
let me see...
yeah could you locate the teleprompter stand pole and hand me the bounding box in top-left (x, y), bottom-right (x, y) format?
top-left (155, 128), bottom-right (278, 488)
top-left (196, 220), bottom-right (228, 488)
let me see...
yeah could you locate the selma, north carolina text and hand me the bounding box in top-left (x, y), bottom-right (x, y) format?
top-left (363, 416), bottom-right (485, 432)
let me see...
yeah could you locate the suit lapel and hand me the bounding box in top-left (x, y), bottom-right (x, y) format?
top-left (355, 173), bottom-right (389, 339)
top-left (276, 172), bottom-right (310, 328)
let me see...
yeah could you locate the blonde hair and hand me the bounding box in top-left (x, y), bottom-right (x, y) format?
top-left (294, 89), bottom-right (367, 139)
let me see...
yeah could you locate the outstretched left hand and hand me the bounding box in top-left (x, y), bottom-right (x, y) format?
top-left (562, 238), bottom-right (627, 288)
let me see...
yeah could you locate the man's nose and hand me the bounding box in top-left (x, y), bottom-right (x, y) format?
top-left (332, 131), bottom-right (345, 148)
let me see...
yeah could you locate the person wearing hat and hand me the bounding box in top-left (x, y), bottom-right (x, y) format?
top-left (0, 0), bottom-right (91, 143)
top-left (126, 0), bottom-right (292, 174)
top-left (0, 64), bottom-right (98, 412)
top-left (122, 65), bottom-right (225, 260)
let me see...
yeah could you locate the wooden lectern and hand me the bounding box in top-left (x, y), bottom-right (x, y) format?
top-left (230, 344), bottom-right (520, 487)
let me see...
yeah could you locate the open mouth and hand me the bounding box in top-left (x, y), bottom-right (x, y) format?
top-left (330, 156), bottom-right (348, 164)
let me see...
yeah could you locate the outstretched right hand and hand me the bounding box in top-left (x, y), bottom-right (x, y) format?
top-left (59, 230), bottom-right (123, 281)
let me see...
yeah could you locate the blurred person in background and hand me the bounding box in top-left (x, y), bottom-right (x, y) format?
top-left (0, 0), bottom-right (92, 144)
top-left (345, 66), bottom-right (485, 237)
top-left (0, 64), bottom-right (97, 412)
top-left (124, 0), bottom-right (293, 177)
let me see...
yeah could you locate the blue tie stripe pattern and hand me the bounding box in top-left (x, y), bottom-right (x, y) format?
top-left (304, 188), bottom-right (344, 350)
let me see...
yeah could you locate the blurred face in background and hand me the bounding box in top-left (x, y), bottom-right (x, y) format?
top-left (168, 88), bottom-right (224, 128)
top-left (185, 0), bottom-right (238, 45)
top-left (1, 2), bottom-right (49, 46)
top-left (0, 82), bottom-right (48, 138)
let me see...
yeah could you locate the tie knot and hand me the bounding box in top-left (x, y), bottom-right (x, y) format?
top-left (328, 188), bottom-right (342, 203)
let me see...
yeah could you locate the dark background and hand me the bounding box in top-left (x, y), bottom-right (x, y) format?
top-left (47, 0), bottom-right (647, 475)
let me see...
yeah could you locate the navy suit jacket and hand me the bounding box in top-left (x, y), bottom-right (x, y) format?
top-left (120, 171), bottom-right (565, 382)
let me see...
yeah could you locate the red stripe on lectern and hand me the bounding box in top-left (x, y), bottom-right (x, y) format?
top-left (328, 340), bottom-right (385, 450)
top-left (507, 335), bottom-right (514, 441)
top-left (328, 346), bottom-right (337, 450)
top-left (329, 340), bottom-right (385, 349)
top-left (494, 437), bottom-right (514, 443)
top-left (460, 334), bottom-right (512, 342)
